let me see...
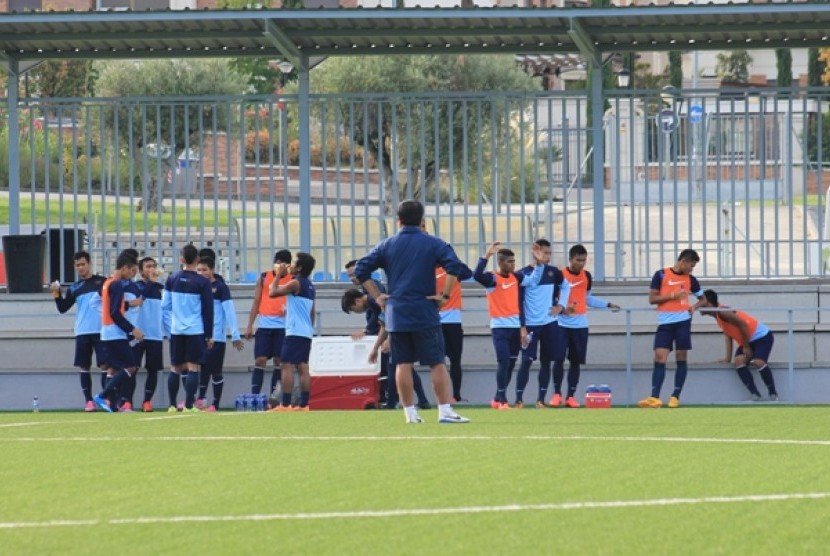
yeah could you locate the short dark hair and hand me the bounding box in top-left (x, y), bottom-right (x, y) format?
top-left (294, 252), bottom-right (316, 277)
top-left (678, 249), bottom-right (700, 263)
top-left (534, 238), bottom-right (551, 248)
top-left (181, 244), bottom-right (198, 264)
top-left (199, 247), bottom-right (216, 261)
top-left (73, 251), bottom-right (91, 263)
top-left (397, 199), bottom-right (424, 227)
top-left (345, 260), bottom-right (357, 270)
top-left (138, 257), bottom-right (156, 271)
top-left (199, 256), bottom-right (215, 270)
top-left (116, 250), bottom-right (137, 270)
top-left (703, 289), bottom-right (719, 306)
top-left (341, 288), bottom-right (364, 313)
top-left (569, 244), bottom-right (588, 258)
top-left (497, 248), bottom-right (514, 260)
top-left (273, 249), bottom-right (292, 264)
top-left (123, 248), bottom-right (140, 261)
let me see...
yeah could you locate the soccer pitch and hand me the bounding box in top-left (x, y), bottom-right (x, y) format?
top-left (1, 407), bottom-right (828, 555)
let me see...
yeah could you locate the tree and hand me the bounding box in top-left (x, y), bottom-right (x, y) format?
top-left (809, 48), bottom-right (824, 87)
top-left (30, 60), bottom-right (97, 99)
top-left (716, 50), bottom-right (753, 83)
top-left (817, 49), bottom-right (830, 85)
top-left (312, 54), bottom-right (535, 212)
top-left (95, 59), bottom-right (248, 211)
top-left (668, 51), bottom-right (683, 89)
top-left (219, 0), bottom-right (298, 94)
top-left (776, 48), bottom-right (792, 87)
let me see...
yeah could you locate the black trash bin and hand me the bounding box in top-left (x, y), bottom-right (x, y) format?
top-left (43, 228), bottom-right (86, 284)
top-left (2, 235), bottom-right (46, 293)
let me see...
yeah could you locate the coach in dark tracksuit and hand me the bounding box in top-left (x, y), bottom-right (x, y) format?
top-left (355, 199), bottom-right (469, 424)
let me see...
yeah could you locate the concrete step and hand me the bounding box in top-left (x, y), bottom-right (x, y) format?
top-left (0, 362), bottom-right (824, 411)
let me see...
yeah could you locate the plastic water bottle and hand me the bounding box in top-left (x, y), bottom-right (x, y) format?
top-left (522, 331), bottom-right (533, 350)
top-left (242, 394), bottom-right (250, 412)
top-left (251, 394), bottom-right (260, 412)
top-left (257, 394), bottom-right (267, 412)
top-left (235, 395), bottom-right (242, 412)
top-left (32, 396), bottom-right (40, 413)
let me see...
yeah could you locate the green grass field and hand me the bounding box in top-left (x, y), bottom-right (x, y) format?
top-left (1, 407), bottom-right (829, 555)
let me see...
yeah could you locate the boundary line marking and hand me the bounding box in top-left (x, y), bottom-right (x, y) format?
top-left (0, 492), bottom-right (827, 529)
top-left (2, 434), bottom-right (830, 446)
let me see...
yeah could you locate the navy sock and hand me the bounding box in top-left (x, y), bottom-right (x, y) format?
top-left (198, 368), bottom-right (210, 400)
top-left (495, 359), bottom-right (511, 402)
top-left (552, 359), bottom-right (565, 395)
top-left (515, 359), bottom-right (532, 403)
top-left (537, 360), bottom-right (551, 401)
top-left (736, 365), bottom-right (760, 395)
top-left (101, 369), bottom-right (129, 398)
top-left (184, 371), bottom-right (199, 408)
top-left (211, 375), bottom-right (224, 408)
top-left (672, 361), bottom-right (688, 397)
top-left (144, 369), bottom-right (158, 403)
top-left (281, 391), bottom-right (292, 407)
top-left (167, 372), bottom-right (180, 407)
top-left (758, 366), bottom-right (777, 396)
top-left (567, 361), bottom-right (581, 398)
top-left (300, 391), bottom-right (310, 407)
top-left (651, 362), bottom-right (666, 397)
top-left (251, 367), bottom-right (264, 394)
top-left (80, 372), bottom-right (92, 402)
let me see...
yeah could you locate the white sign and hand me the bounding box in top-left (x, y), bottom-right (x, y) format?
top-left (658, 108), bottom-right (678, 134)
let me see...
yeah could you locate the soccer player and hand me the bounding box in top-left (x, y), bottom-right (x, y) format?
top-left (341, 288), bottom-right (431, 409)
top-left (92, 251), bottom-right (144, 412)
top-left (268, 252), bottom-right (316, 411)
top-left (513, 238), bottom-right (570, 409)
top-left (435, 258), bottom-right (473, 403)
top-left (554, 244), bottom-right (620, 407)
top-left (639, 249), bottom-right (705, 409)
top-left (195, 256), bottom-right (244, 411)
top-left (473, 241), bottom-right (545, 410)
top-left (355, 199), bottom-right (469, 424)
top-left (245, 250), bottom-right (291, 401)
top-left (698, 289), bottom-right (778, 401)
top-left (51, 250), bottom-right (107, 411)
top-left (161, 244), bottom-right (214, 412)
top-left (132, 256), bottom-right (166, 412)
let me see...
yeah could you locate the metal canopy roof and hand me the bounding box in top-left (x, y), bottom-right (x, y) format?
top-left (2, 3), bottom-right (830, 72)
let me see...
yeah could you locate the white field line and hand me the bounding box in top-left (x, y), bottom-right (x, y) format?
top-left (2, 434), bottom-right (830, 446)
top-left (0, 492), bottom-right (828, 530)
top-left (0, 420), bottom-right (96, 428)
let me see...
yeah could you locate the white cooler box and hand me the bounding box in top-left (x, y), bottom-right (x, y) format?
top-left (309, 336), bottom-right (381, 410)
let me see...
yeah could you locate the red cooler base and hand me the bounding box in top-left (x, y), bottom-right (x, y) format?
top-left (585, 393), bottom-right (612, 409)
top-left (309, 374), bottom-right (379, 410)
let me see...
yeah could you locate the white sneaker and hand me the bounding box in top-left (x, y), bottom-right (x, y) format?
top-left (438, 413), bottom-right (470, 424)
top-left (406, 415), bottom-right (424, 424)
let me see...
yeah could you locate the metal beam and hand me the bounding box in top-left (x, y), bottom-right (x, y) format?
top-left (568, 19), bottom-right (600, 68)
top-left (262, 18), bottom-right (301, 67)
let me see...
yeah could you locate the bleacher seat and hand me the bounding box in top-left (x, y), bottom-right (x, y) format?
top-left (313, 271), bottom-right (334, 282)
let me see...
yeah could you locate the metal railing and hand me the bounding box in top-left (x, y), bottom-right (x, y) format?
top-left (2, 86), bottom-right (829, 282)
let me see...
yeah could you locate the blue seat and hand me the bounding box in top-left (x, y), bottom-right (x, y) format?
top-left (312, 271), bottom-right (333, 282)
top-left (241, 271), bottom-right (259, 283)
top-left (371, 271), bottom-right (382, 281)
top-left (339, 271), bottom-right (351, 282)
